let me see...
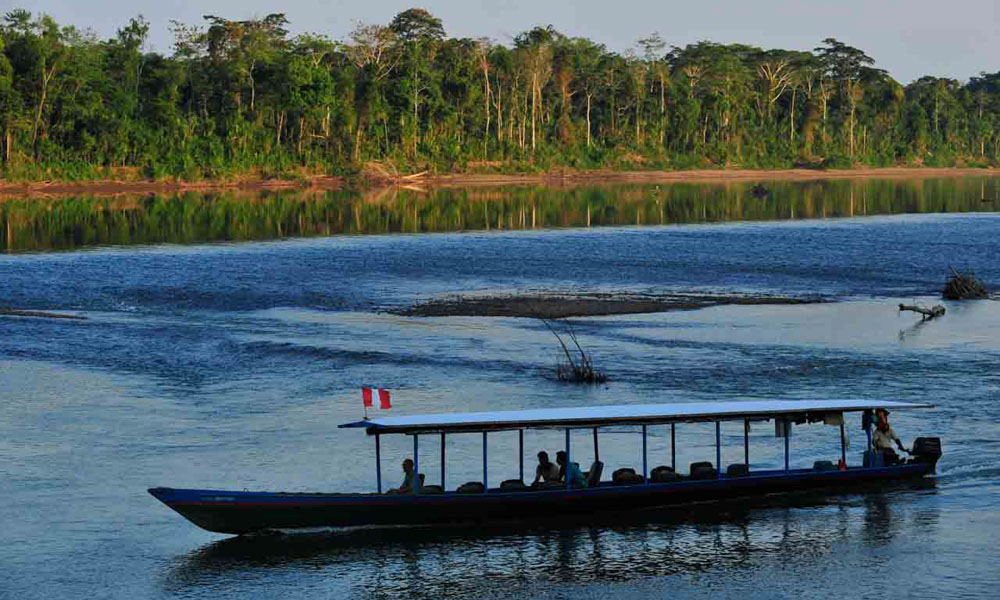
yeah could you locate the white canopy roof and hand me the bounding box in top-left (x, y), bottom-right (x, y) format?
top-left (339, 399), bottom-right (931, 435)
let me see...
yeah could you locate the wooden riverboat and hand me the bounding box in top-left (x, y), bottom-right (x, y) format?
top-left (149, 399), bottom-right (941, 535)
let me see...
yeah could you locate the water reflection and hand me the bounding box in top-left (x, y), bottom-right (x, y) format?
top-left (3, 177), bottom-right (998, 252)
top-left (163, 482), bottom-right (937, 598)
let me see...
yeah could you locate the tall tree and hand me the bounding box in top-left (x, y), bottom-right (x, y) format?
top-left (515, 26), bottom-right (558, 152)
top-left (637, 33), bottom-right (667, 146)
top-left (815, 38), bottom-right (885, 157)
top-left (202, 13), bottom-right (288, 114)
top-left (346, 22), bottom-right (399, 159)
top-left (568, 38), bottom-right (605, 148)
top-left (0, 30), bottom-right (17, 161)
top-left (389, 8), bottom-right (444, 156)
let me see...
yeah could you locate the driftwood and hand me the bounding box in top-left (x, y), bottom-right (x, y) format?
top-left (541, 319), bottom-right (607, 384)
top-left (943, 267), bottom-right (989, 300)
top-left (361, 161), bottom-right (429, 184)
top-left (898, 303), bottom-right (945, 320)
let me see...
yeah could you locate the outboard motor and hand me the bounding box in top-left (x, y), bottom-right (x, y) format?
top-left (911, 437), bottom-right (942, 473)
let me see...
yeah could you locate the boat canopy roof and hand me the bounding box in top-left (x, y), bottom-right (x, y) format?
top-left (339, 399), bottom-right (931, 435)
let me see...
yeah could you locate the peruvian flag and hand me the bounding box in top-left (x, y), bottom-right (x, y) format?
top-left (362, 387), bottom-right (392, 410)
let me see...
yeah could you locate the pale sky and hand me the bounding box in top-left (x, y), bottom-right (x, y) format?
top-left (11, 0), bottom-right (1000, 84)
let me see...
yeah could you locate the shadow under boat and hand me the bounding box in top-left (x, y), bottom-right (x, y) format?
top-left (163, 478), bottom-right (936, 592)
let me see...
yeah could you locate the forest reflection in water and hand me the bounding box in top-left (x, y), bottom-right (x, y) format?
top-left (2, 177), bottom-right (998, 252)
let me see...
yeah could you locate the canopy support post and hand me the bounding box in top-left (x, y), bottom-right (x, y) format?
top-left (519, 429), bottom-right (524, 482)
top-left (671, 423), bottom-right (676, 471)
top-left (716, 421), bottom-right (722, 479)
top-left (642, 424), bottom-right (648, 485)
top-left (840, 422), bottom-right (847, 467)
top-left (375, 433), bottom-right (382, 494)
top-left (413, 434), bottom-right (421, 493)
top-left (784, 419), bottom-right (790, 472)
top-left (863, 410), bottom-right (873, 453)
top-left (565, 428), bottom-right (571, 491)
top-left (593, 427), bottom-right (600, 462)
top-left (744, 418), bottom-right (750, 470)
top-left (482, 431), bottom-right (488, 493)
top-left (441, 432), bottom-right (446, 490)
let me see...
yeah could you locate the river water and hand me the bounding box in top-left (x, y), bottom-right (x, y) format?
top-left (2, 178), bottom-right (999, 598)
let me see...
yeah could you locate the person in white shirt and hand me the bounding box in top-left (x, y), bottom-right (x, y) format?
top-left (872, 408), bottom-right (910, 465)
top-left (532, 451), bottom-right (560, 486)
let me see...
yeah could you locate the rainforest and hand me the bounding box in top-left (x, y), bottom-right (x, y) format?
top-left (1, 7), bottom-right (999, 182)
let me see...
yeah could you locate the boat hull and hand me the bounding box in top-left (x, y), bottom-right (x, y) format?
top-left (150, 463), bottom-right (934, 535)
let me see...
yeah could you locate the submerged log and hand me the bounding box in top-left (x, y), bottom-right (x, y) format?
top-left (0, 308), bottom-right (87, 320)
top-left (898, 303), bottom-right (945, 319)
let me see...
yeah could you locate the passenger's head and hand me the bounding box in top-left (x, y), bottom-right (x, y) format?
top-left (875, 408), bottom-right (890, 428)
top-left (555, 451), bottom-right (567, 465)
top-left (402, 458), bottom-right (414, 473)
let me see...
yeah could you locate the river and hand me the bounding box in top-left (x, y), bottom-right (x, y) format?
top-left (1, 177), bottom-right (999, 598)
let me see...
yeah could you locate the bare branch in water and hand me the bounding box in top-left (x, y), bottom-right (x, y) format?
top-left (541, 318), bottom-right (606, 384)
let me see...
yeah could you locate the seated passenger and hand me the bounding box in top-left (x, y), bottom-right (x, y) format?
top-left (555, 451), bottom-right (587, 488)
top-left (531, 451), bottom-right (560, 486)
top-left (872, 408), bottom-right (910, 465)
top-left (387, 458), bottom-right (415, 494)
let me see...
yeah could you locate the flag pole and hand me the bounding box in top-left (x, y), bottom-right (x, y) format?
top-left (362, 387), bottom-right (372, 420)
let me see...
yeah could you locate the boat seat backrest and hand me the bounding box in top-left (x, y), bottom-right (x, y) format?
top-left (457, 481), bottom-right (485, 494)
top-left (651, 465), bottom-right (681, 483)
top-left (726, 464), bottom-right (749, 478)
top-left (612, 467), bottom-right (644, 485)
top-left (612, 467), bottom-right (635, 479)
top-left (500, 479), bottom-right (528, 492)
top-left (587, 461), bottom-right (604, 487)
top-left (689, 461), bottom-right (717, 480)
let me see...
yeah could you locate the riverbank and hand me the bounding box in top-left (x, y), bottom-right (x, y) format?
top-left (426, 166), bottom-right (1000, 188)
top-left (0, 175), bottom-right (347, 196)
top-left (2, 166), bottom-right (999, 197)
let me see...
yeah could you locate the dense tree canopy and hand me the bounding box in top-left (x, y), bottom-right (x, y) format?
top-left (1, 8), bottom-right (998, 180)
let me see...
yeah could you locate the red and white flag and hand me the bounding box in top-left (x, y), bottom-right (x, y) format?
top-left (362, 387), bottom-right (392, 410)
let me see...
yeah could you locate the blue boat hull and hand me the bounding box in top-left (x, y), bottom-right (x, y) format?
top-left (149, 463), bottom-right (934, 535)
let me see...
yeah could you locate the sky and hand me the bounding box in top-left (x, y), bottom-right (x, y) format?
top-left (11, 0), bottom-right (1000, 84)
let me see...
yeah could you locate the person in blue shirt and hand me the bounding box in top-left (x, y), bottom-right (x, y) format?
top-left (555, 451), bottom-right (587, 488)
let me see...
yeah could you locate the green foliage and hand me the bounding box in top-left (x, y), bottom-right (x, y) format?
top-left (1, 9), bottom-right (999, 181)
top-left (820, 154), bottom-right (855, 169)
